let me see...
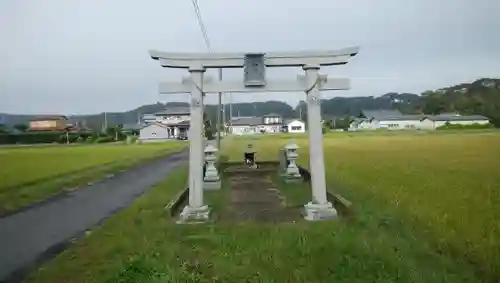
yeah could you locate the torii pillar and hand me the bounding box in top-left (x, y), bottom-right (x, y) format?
top-left (302, 65), bottom-right (335, 220)
top-left (182, 65), bottom-right (210, 222)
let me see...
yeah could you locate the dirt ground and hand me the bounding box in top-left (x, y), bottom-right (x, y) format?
top-left (222, 163), bottom-right (301, 222)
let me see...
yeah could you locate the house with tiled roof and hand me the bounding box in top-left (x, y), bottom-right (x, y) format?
top-left (228, 114), bottom-right (306, 135)
top-left (424, 113), bottom-right (490, 128)
top-left (28, 115), bottom-right (69, 132)
top-left (229, 113), bottom-right (284, 135)
top-left (139, 107), bottom-right (191, 141)
top-left (349, 109), bottom-right (490, 131)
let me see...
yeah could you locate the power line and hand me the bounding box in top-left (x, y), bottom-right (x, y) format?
top-left (189, 0), bottom-right (226, 147)
top-left (190, 0), bottom-right (212, 51)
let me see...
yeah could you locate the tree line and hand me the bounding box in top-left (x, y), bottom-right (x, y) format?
top-left (1, 78), bottom-right (499, 131)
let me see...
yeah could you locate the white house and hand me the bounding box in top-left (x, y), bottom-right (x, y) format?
top-left (285, 119), bottom-right (306, 133)
top-left (228, 114), bottom-right (284, 135)
top-left (140, 107), bottom-right (191, 139)
top-left (429, 113), bottom-right (490, 128)
top-left (229, 117), bottom-right (261, 135)
top-left (263, 113), bottom-right (281, 125)
top-left (139, 123), bottom-right (170, 142)
top-left (349, 110), bottom-right (490, 131)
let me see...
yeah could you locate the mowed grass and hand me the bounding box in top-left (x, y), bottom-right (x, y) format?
top-left (24, 131), bottom-right (500, 283)
top-left (0, 142), bottom-right (186, 215)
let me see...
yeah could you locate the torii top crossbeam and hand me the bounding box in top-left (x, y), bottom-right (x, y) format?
top-left (149, 47), bottom-right (359, 69)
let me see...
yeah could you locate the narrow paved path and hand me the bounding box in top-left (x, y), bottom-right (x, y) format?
top-left (0, 150), bottom-right (188, 283)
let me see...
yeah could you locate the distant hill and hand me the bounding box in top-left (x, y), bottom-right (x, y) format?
top-left (1, 78), bottom-right (499, 129)
top-left (419, 78), bottom-right (500, 126)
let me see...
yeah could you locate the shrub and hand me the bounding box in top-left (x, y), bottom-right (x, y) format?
top-left (437, 122), bottom-right (495, 130)
top-left (0, 132), bottom-right (66, 144)
top-left (57, 134), bottom-right (67, 144)
top-left (0, 132), bottom-right (95, 144)
top-left (94, 136), bottom-right (114, 144)
top-left (126, 135), bottom-right (138, 144)
top-left (56, 133), bottom-right (80, 144)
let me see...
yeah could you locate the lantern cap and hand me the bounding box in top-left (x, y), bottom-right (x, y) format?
top-left (204, 144), bottom-right (218, 153)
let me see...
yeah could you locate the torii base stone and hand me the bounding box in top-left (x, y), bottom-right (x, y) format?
top-left (177, 205), bottom-right (211, 224)
top-left (303, 202), bottom-right (337, 221)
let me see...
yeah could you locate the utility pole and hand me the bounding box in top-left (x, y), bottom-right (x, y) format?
top-left (102, 112), bottom-right (108, 134)
top-left (229, 92), bottom-right (233, 129)
top-left (222, 98), bottom-right (225, 134)
top-left (216, 68), bottom-right (223, 152)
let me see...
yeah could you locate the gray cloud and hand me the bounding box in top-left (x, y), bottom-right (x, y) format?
top-left (1, 0), bottom-right (499, 114)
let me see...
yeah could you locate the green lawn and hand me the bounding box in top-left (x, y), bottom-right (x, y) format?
top-left (0, 142), bottom-right (186, 215)
top-left (23, 132), bottom-right (500, 282)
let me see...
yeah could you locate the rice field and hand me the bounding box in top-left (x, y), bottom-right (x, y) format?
top-left (0, 142), bottom-right (186, 215)
top-left (225, 131), bottom-right (500, 280)
top-left (320, 132), bottom-right (500, 280)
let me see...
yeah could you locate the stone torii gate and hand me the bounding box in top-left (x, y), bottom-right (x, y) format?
top-left (149, 47), bottom-right (359, 223)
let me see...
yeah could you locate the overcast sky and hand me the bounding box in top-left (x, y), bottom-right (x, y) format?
top-left (1, 0), bottom-right (499, 115)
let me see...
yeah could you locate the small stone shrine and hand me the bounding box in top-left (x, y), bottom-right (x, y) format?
top-left (244, 143), bottom-right (257, 168)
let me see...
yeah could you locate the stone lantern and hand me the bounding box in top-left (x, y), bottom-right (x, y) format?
top-left (203, 144), bottom-right (221, 190)
top-left (284, 140), bottom-right (301, 182)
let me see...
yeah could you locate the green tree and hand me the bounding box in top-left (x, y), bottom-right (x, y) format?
top-left (422, 93), bottom-right (447, 115)
top-left (105, 125), bottom-right (123, 141)
top-left (323, 120), bottom-right (333, 129)
top-left (14, 124), bottom-right (28, 132)
top-left (203, 113), bottom-right (214, 140)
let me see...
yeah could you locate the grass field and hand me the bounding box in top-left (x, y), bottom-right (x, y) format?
top-left (0, 142), bottom-right (186, 215)
top-left (225, 131), bottom-right (500, 281)
top-left (23, 131), bottom-right (500, 282)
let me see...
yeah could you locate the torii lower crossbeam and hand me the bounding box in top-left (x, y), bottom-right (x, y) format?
top-left (158, 76), bottom-right (350, 94)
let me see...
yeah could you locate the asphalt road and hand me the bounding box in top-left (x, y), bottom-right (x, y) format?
top-left (0, 150), bottom-right (188, 283)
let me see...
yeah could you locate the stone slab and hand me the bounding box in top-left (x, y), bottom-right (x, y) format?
top-left (203, 180), bottom-right (221, 190)
top-left (284, 177), bottom-right (303, 184)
